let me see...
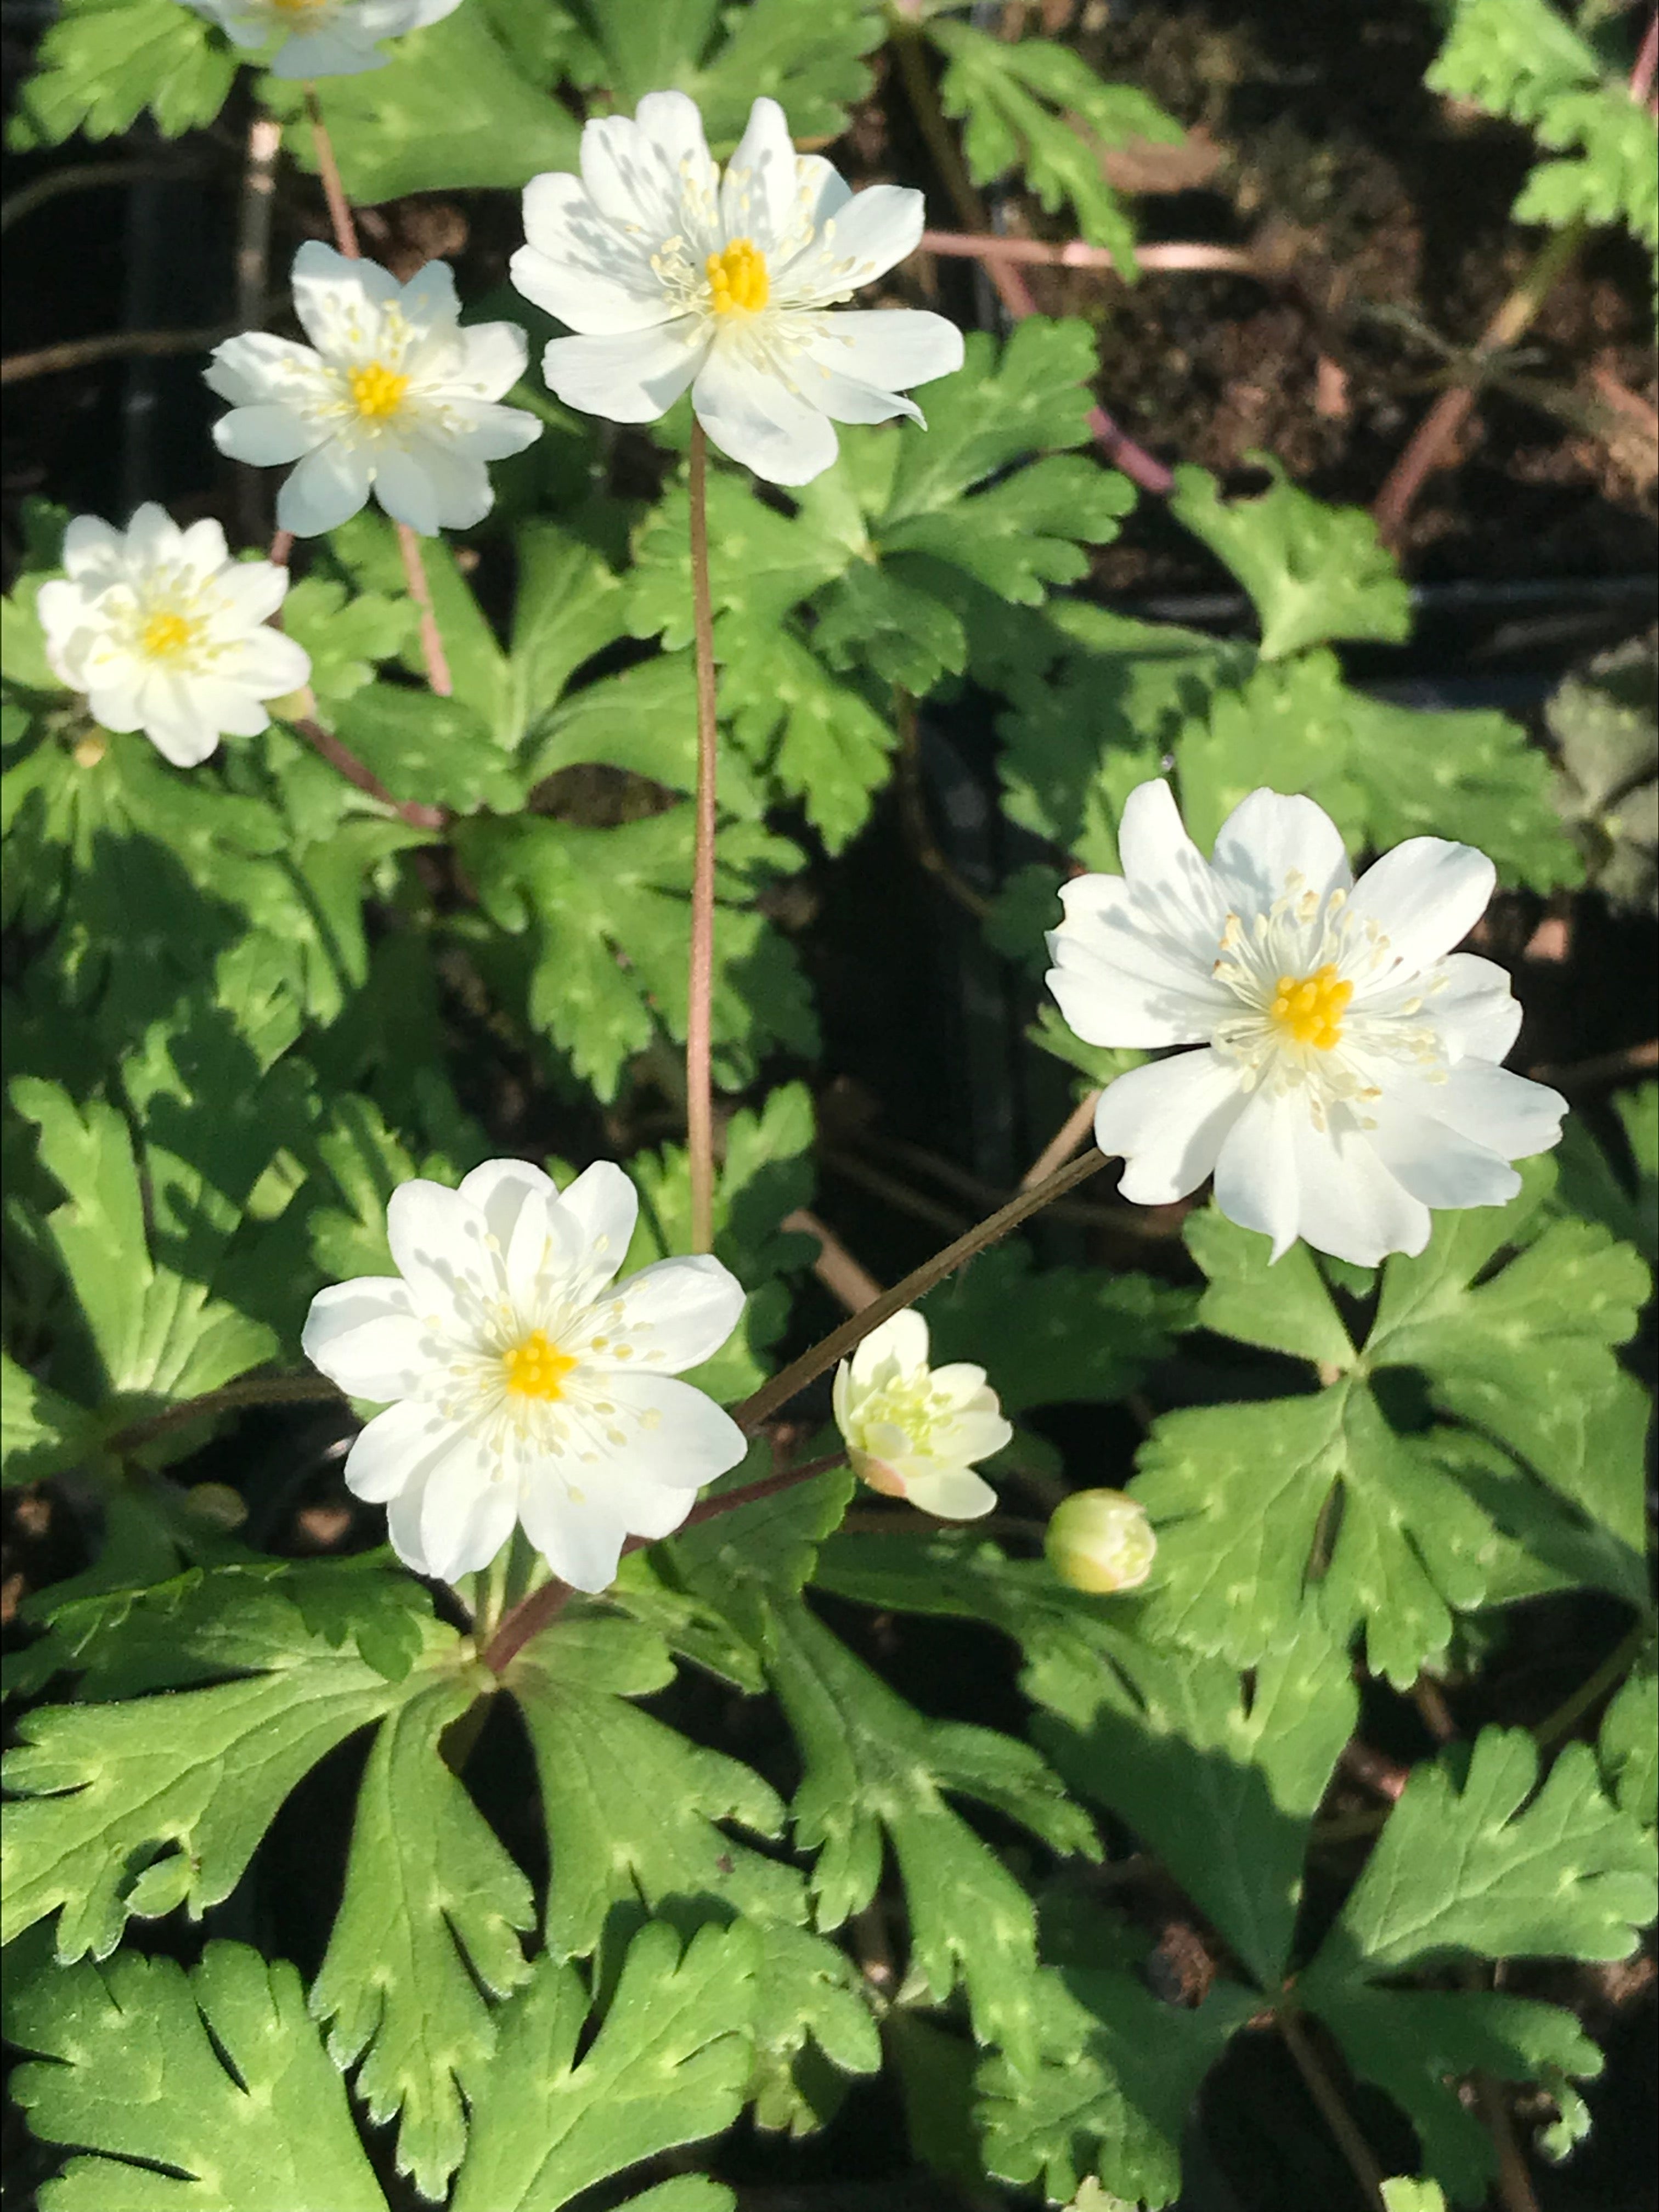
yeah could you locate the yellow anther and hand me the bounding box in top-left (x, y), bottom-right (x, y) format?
top-left (705, 237), bottom-right (769, 316)
top-left (1268, 962), bottom-right (1353, 1051)
top-left (140, 611), bottom-right (196, 661)
top-left (348, 360), bottom-right (410, 420)
top-left (500, 1329), bottom-right (577, 1402)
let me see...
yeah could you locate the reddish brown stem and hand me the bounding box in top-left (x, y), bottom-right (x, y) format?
top-left (304, 84), bottom-right (359, 259)
top-left (1632, 13), bottom-right (1657, 106)
top-left (685, 420), bottom-right (720, 1255)
top-left (295, 715), bottom-right (447, 830)
top-left (921, 228), bottom-right (1257, 277)
top-left (396, 524), bottom-right (453, 697)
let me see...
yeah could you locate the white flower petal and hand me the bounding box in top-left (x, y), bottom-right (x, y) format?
top-left (386, 1180), bottom-right (497, 1333)
top-left (1093, 1048), bottom-right (1249, 1203)
top-left (129, 676), bottom-right (228, 767)
top-left (552, 1161), bottom-right (640, 1286)
top-left (205, 331), bottom-right (330, 413)
top-left (270, 28), bottom-right (393, 76)
top-left (1209, 788), bottom-right (1352, 912)
top-left (61, 515), bottom-right (122, 577)
top-left (781, 184), bottom-right (923, 301)
top-left (848, 1308), bottom-right (929, 1386)
top-left (301, 1278), bottom-right (427, 1398)
top-left (1424, 952), bottom-right (1521, 1064)
top-left (591, 1371), bottom-right (748, 1490)
top-left (605, 1253), bottom-right (746, 1372)
top-left (1118, 778), bottom-right (1232, 939)
top-left (418, 1431), bottom-right (512, 1582)
top-left (634, 88), bottom-right (718, 196)
top-left (692, 345), bottom-right (838, 486)
top-left (399, 257), bottom-right (461, 331)
top-left (803, 309), bottom-right (963, 402)
top-left (206, 560), bottom-right (290, 627)
top-left (290, 241), bottom-right (403, 353)
top-left (518, 1479), bottom-right (630, 1594)
top-left (444, 321), bottom-right (532, 403)
top-left (513, 174), bottom-right (669, 335)
top-left (503, 1184), bottom-right (585, 1318)
top-left (1212, 1091), bottom-right (1302, 1259)
top-left (344, 1398), bottom-right (462, 1504)
top-left (579, 110), bottom-right (684, 233)
top-left (720, 97), bottom-right (800, 250)
top-left (902, 1466), bottom-right (997, 1521)
top-left (1286, 1113), bottom-right (1432, 1267)
top-left (1347, 837), bottom-right (1496, 977)
top-left (368, 443), bottom-right (443, 537)
top-left (1362, 1094), bottom-right (1523, 1212)
top-left (1388, 1062), bottom-right (1566, 1164)
top-left (276, 440), bottom-right (375, 535)
top-left (540, 323), bottom-right (705, 424)
top-left (1047, 879), bottom-right (1236, 1047)
top-left (457, 1158), bottom-right (557, 1253)
top-left (220, 628), bottom-right (312, 697)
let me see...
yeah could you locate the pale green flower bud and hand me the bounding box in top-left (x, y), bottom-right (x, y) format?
top-left (1045, 1490), bottom-right (1156, 1594)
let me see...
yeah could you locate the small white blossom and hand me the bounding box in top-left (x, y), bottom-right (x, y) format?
top-left (832, 1311), bottom-right (1010, 1521)
top-left (301, 1159), bottom-right (748, 1592)
top-left (206, 243), bottom-right (541, 538)
top-left (1047, 780), bottom-right (1568, 1268)
top-left (1045, 1491), bottom-right (1156, 1595)
top-left (511, 91), bottom-right (964, 487)
top-left (35, 505), bottom-right (310, 768)
top-left (184, 0), bottom-right (461, 80)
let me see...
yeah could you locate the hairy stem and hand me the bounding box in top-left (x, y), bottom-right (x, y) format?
top-left (397, 523), bottom-right (454, 697)
top-left (1020, 1088), bottom-right (1102, 1189)
top-left (686, 419), bottom-right (720, 1255)
top-left (735, 1148), bottom-right (1110, 1434)
top-left (1278, 2009), bottom-right (1387, 2211)
top-left (107, 1373), bottom-right (345, 1457)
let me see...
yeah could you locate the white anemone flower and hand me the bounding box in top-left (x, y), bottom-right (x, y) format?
top-left (510, 91), bottom-right (964, 487)
top-left (1046, 780), bottom-right (1568, 1268)
top-left (206, 243), bottom-right (542, 537)
top-left (832, 1311), bottom-right (1011, 1521)
top-left (35, 505), bottom-right (310, 768)
top-left (184, 0), bottom-right (461, 80)
top-left (301, 1159), bottom-right (748, 1592)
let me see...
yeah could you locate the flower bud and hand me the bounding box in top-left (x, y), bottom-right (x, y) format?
top-left (1045, 1490), bottom-right (1156, 1594)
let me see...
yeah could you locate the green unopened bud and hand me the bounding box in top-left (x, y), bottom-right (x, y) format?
top-left (1045, 1490), bottom-right (1156, 1594)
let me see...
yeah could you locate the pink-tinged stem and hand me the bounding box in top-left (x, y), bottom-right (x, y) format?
top-left (396, 524), bottom-right (454, 697)
top-left (686, 420), bottom-right (720, 1255)
top-left (304, 84), bottom-right (359, 259)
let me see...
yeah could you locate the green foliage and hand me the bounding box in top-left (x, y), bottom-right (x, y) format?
top-left (1427, 0), bottom-right (1658, 249)
top-left (8, 0), bottom-right (235, 148)
top-left (1131, 1166), bottom-right (1651, 1682)
top-left (3, 1936), bottom-right (390, 2212)
top-left (1547, 633), bottom-right (1657, 914)
top-left (929, 21), bottom-right (1184, 272)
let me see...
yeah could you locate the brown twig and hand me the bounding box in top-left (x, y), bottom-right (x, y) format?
top-left (1021, 1088), bottom-right (1102, 1190)
top-left (783, 1209), bottom-right (885, 1312)
top-left (294, 714), bottom-right (448, 830)
top-left (104, 1373), bottom-right (346, 1458)
top-left (1478, 2070), bottom-right (1544, 2212)
top-left (735, 1149), bottom-right (1110, 1434)
top-left (1372, 221), bottom-right (1587, 546)
top-left (396, 524), bottom-right (454, 697)
top-left (1528, 1036), bottom-right (1658, 1095)
top-left (686, 419), bottom-right (721, 1255)
top-left (1278, 2010), bottom-right (1387, 2211)
top-left (304, 83), bottom-right (360, 259)
top-left (1, 320), bottom-right (252, 386)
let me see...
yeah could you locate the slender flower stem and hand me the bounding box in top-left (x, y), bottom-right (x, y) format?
top-left (295, 711), bottom-right (447, 829)
top-left (478, 1452), bottom-right (849, 1676)
top-left (735, 1149), bottom-right (1110, 1434)
top-left (686, 419), bottom-right (721, 1255)
top-left (1373, 219), bottom-right (1587, 546)
top-left (397, 524), bottom-right (454, 697)
top-left (105, 1373), bottom-right (345, 1457)
top-left (1278, 2009), bottom-right (1387, 2211)
top-left (1533, 1624), bottom-right (1650, 1752)
top-left (921, 229), bottom-right (1259, 277)
top-left (304, 84), bottom-right (359, 259)
top-left (1020, 1088), bottom-right (1102, 1190)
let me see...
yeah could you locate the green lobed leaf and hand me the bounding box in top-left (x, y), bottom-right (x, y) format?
top-left (3, 1935), bottom-right (388, 2212)
top-left (2, 1575), bottom-right (455, 1960)
top-left (9, 0), bottom-right (235, 148)
top-left (278, 578), bottom-right (417, 708)
top-left (1598, 1654), bottom-right (1658, 1832)
top-left (930, 22), bottom-right (1183, 270)
top-left (1, 1350), bottom-right (98, 1488)
top-left (308, 1672), bottom-right (535, 2201)
top-left (1171, 460), bottom-right (1411, 659)
top-left (450, 1919), bottom-right (760, 2212)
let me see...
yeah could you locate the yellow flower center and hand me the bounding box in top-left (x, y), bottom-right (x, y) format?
top-left (348, 360), bottom-right (410, 420)
top-left (140, 611), bottom-right (198, 661)
top-left (706, 238), bottom-right (769, 317)
top-left (1269, 963), bottom-right (1353, 1052)
top-left (270, 0), bottom-right (330, 14)
top-left (501, 1329), bottom-right (577, 1402)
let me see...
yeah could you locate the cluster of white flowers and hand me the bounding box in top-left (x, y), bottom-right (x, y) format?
top-left (33, 78), bottom-right (1571, 1596)
top-left (1046, 780), bottom-right (1566, 1267)
top-left (36, 506), bottom-right (309, 766)
top-left (185, 0), bottom-right (460, 80)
